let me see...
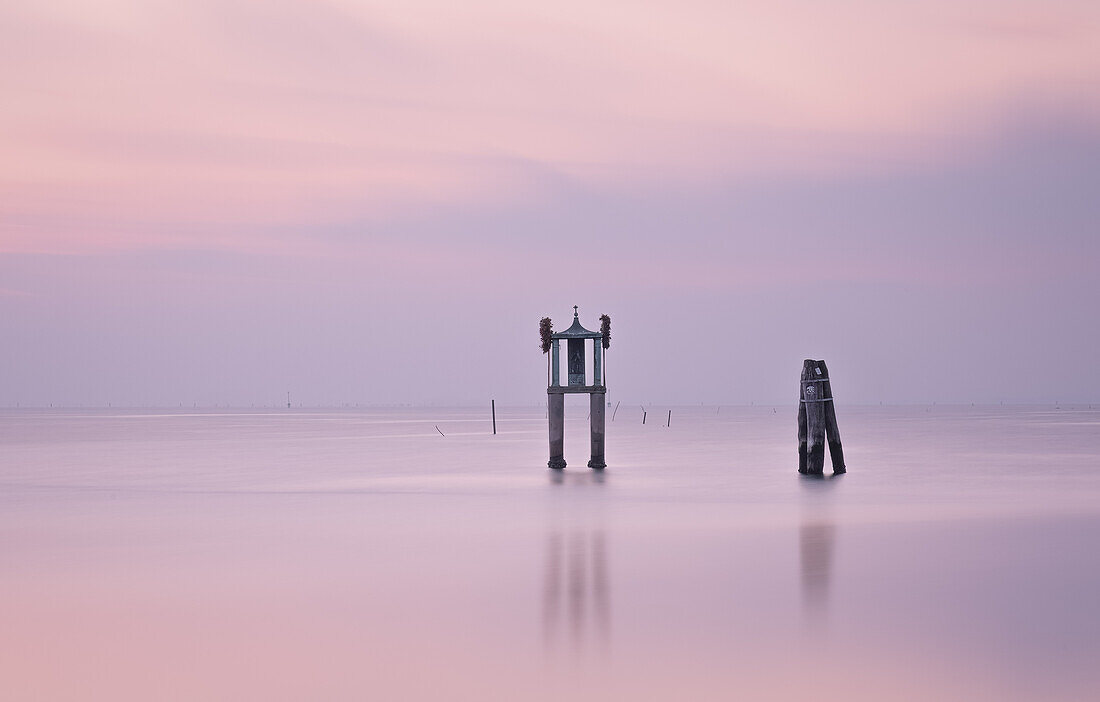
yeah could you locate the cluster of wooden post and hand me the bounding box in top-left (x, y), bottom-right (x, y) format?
top-left (798, 359), bottom-right (846, 475)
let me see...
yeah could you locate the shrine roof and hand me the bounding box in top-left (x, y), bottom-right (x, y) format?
top-left (551, 308), bottom-right (602, 339)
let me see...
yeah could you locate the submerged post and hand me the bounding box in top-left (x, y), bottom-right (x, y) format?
top-left (798, 359), bottom-right (845, 475)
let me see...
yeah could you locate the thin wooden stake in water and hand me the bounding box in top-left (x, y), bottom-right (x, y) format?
top-left (491, 399), bottom-right (496, 435)
top-left (642, 411), bottom-right (647, 424)
top-left (435, 425), bottom-right (445, 436)
top-left (612, 401), bottom-right (620, 421)
top-left (667, 409), bottom-right (671, 426)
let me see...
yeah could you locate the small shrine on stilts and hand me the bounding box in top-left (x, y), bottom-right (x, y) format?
top-left (540, 307), bottom-right (611, 470)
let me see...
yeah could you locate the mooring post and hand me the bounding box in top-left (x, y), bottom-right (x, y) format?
top-left (803, 360), bottom-right (827, 475)
top-left (491, 399), bottom-right (497, 435)
top-left (548, 392), bottom-right (566, 469)
top-left (799, 359), bottom-right (844, 475)
top-left (588, 391), bottom-right (606, 469)
top-left (819, 361), bottom-right (845, 473)
top-left (798, 367), bottom-right (808, 473)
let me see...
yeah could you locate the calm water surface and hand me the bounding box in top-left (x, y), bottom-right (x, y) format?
top-left (1, 405), bottom-right (1098, 700)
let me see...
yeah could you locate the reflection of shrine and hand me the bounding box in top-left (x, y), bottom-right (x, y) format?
top-left (542, 530), bottom-right (609, 651)
top-left (546, 307), bottom-right (608, 469)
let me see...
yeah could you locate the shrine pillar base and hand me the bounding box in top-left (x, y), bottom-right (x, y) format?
top-left (588, 390), bottom-right (606, 469)
top-left (548, 392), bottom-right (566, 469)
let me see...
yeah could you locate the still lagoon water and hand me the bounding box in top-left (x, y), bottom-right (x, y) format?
top-left (1, 404), bottom-right (1098, 700)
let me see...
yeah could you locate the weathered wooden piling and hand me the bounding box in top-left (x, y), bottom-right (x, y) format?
top-left (819, 360), bottom-right (845, 473)
top-left (798, 359), bottom-right (845, 475)
top-left (797, 391), bottom-right (807, 472)
top-left (802, 361), bottom-right (827, 474)
top-left (491, 399), bottom-right (497, 435)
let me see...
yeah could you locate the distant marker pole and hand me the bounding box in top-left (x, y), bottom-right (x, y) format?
top-left (667, 409), bottom-right (671, 426)
top-left (491, 399), bottom-right (497, 435)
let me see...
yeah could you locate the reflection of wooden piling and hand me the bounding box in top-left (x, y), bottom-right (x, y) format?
top-left (800, 520), bottom-right (836, 616)
top-left (799, 359), bottom-right (845, 475)
top-left (548, 393), bottom-right (566, 469)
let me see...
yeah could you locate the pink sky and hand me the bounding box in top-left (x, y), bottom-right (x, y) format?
top-left (1, 1), bottom-right (1099, 405)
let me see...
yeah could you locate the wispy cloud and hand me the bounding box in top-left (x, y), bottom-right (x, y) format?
top-left (2, 1), bottom-right (1099, 255)
top-left (1, 1), bottom-right (1099, 404)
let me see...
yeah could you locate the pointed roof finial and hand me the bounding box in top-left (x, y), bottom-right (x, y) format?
top-left (554, 306), bottom-right (600, 339)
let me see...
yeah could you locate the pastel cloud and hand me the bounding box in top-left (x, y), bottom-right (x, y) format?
top-left (1, 1), bottom-right (1099, 406)
top-left (2, 0), bottom-right (1099, 253)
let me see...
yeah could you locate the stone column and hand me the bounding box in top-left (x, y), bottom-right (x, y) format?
top-left (551, 339), bottom-right (560, 387)
top-left (548, 391), bottom-right (566, 469)
top-left (588, 390), bottom-right (606, 469)
top-left (593, 341), bottom-right (602, 387)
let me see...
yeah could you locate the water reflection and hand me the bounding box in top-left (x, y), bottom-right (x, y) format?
top-left (544, 470), bottom-right (610, 653)
top-left (542, 530), bottom-right (610, 652)
top-left (548, 469), bottom-right (606, 486)
top-left (799, 474), bottom-right (840, 621)
top-left (800, 519), bottom-right (836, 618)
